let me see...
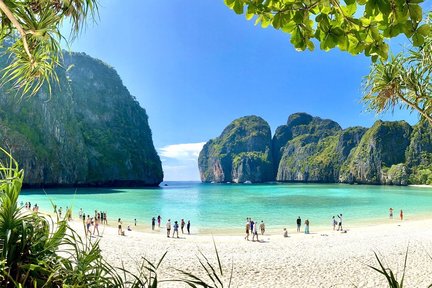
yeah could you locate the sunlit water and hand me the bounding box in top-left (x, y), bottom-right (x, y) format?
top-left (18, 182), bottom-right (432, 233)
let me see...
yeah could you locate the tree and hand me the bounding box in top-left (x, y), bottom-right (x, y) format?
top-left (0, 0), bottom-right (98, 97)
top-left (363, 18), bottom-right (432, 124)
top-left (224, 0), bottom-right (429, 61)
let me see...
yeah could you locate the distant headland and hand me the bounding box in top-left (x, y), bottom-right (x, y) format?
top-left (198, 113), bottom-right (432, 186)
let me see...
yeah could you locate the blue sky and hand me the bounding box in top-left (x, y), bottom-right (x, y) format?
top-left (64, 0), bottom-right (431, 181)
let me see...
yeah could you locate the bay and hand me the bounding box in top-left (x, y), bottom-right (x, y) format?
top-left (18, 182), bottom-right (432, 233)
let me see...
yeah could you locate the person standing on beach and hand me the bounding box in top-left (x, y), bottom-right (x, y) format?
top-left (118, 218), bottom-right (123, 235)
top-left (173, 221), bottom-right (179, 238)
top-left (134, 219), bottom-right (137, 226)
top-left (166, 219), bottom-right (171, 238)
top-left (252, 221), bottom-right (259, 242)
top-left (304, 219), bottom-right (310, 234)
top-left (79, 208), bottom-right (83, 219)
top-left (181, 219), bottom-right (185, 234)
top-left (400, 209), bottom-right (403, 221)
top-left (332, 216), bottom-right (337, 230)
top-left (296, 216), bottom-right (301, 232)
top-left (260, 221), bottom-right (265, 235)
top-left (187, 220), bottom-right (191, 234)
top-left (86, 215), bottom-right (91, 236)
top-left (337, 214), bottom-right (343, 231)
top-left (158, 215), bottom-right (161, 227)
top-left (152, 217), bottom-right (156, 230)
top-left (245, 218), bottom-right (250, 241)
top-left (389, 208), bottom-right (393, 219)
top-left (93, 217), bottom-right (100, 236)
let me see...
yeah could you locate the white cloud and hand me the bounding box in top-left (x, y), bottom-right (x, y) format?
top-left (157, 142), bottom-right (206, 181)
top-left (158, 142), bottom-right (206, 161)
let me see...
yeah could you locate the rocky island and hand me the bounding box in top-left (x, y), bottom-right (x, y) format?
top-left (0, 52), bottom-right (163, 187)
top-left (199, 112), bottom-right (432, 185)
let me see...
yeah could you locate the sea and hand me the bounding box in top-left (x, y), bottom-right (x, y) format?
top-left (18, 182), bottom-right (432, 234)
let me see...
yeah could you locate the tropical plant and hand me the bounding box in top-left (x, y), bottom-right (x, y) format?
top-left (368, 248), bottom-right (409, 288)
top-left (224, 0), bottom-right (428, 60)
top-left (0, 147), bottom-right (123, 287)
top-left (363, 13), bottom-right (432, 124)
top-left (0, 0), bottom-right (98, 97)
top-left (177, 240), bottom-right (233, 288)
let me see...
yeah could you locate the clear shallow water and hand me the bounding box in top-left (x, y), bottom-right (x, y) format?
top-left (18, 182), bottom-right (432, 233)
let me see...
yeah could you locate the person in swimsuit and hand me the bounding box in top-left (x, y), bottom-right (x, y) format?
top-left (93, 217), bottom-right (100, 236)
top-left (181, 219), bottom-right (185, 234)
top-left (86, 215), bottom-right (91, 236)
top-left (166, 219), bottom-right (171, 238)
top-left (158, 215), bottom-right (161, 227)
top-left (187, 220), bottom-right (191, 234)
top-left (118, 218), bottom-right (123, 235)
top-left (152, 217), bottom-right (156, 230)
top-left (400, 209), bottom-right (403, 220)
top-left (260, 221), bottom-right (265, 235)
top-left (389, 208), bottom-right (393, 219)
top-left (245, 218), bottom-right (250, 241)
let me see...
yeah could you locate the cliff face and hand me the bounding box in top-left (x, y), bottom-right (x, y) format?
top-left (0, 52), bottom-right (163, 187)
top-left (339, 121), bottom-right (412, 185)
top-left (199, 112), bottom-right (431, 185)
top-left (198, 116), bottom-right (274, 183)
top-left (275, 114), bottom-right (342, 182)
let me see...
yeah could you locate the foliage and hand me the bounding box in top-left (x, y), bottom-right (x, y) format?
top-left (177, 240), bottom-right (233, 288)
top-left (368, 248), bottom-right (408, 288)
top-left (363, 13), bottom-right (432, 123)
top-left (0, 0), bottom-right (98, 97)
top-left (224, 0), bottom-right (427, 60)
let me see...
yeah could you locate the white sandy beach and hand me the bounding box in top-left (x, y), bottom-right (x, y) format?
top-left (66, 218), bottom-right (432, 287)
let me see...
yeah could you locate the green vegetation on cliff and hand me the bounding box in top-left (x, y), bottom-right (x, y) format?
top-left (198, 116), bottom-right (273, 183)
top-left (0, 52), bottom-right (163, 187)
top-left (199, 112), bottom-right (432, 185)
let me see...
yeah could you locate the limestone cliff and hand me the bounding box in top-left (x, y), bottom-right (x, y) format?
top-left (0, 52), bottom-right (163, 187)
top-left (198, 116), bottom-right (274, 183)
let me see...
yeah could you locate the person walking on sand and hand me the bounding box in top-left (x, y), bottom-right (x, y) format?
top-left (181, 219), bottom-right (185, 234)
top-left (337, 214), bottom-right (343, 231)
top-left (152, 217), bottom-right (156, 230)
top-left (158, 215), bottom-right (161, 227)
top-left (400, 209), bottom-right (403, 221)
top-left (389, 207), bottom-right (394, 219)
top-left (173, 221), bottom-right (179, 238)
top-left (245, 218), bottom-right (250, 241)
top-left (252, 220), bottom-right (259, 242)
top-left (187, 220), bottom-right (191, 234)
top-left (166, 219), bottom-right (171, 238)
top-left (260, 220), bottom-right (265, 235)
top-left (332, 216), bottom-right (337, 230)
top-left (304, 219), bottom-right (310, 234)
top-left (296, 216), bottom-right (301, 232)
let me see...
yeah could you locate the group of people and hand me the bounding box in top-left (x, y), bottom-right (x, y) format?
top-left (165, 218), bottom-right (191, 238)
top-left (244, 218), bottom-right (265, 241)
top-left (331, 214), bottom-right (344, 231)
top-left (23, 201), bottom-right (39, 212)
top-left (81, 209), bottom-right (108, 237)
top-left (389, 208), bottom-right (404, 220)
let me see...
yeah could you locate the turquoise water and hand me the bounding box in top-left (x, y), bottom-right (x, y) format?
top-left (18, 182), bottom-right (432, 233)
